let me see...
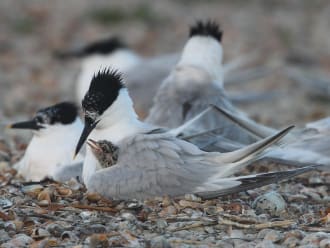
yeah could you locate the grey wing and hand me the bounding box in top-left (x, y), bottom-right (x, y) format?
top-left (53, 162), bottom-right (83, 183)
top-left (125, 53), bottom-right (179, 117)
top-left (264, 134), bottom-right (330, 170)
top-left (86, 133), bottom-right (219, 200)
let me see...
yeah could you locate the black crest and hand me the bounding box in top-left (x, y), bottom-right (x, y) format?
top-left (55, 37), bottom-right (127, 59)
top-left (189, 20), bottom-right (222, 42)
top-left (81, 37), bottom-right (127, 56)
top-left (36, 102), bottom-right (78, 125)
top-left (82, 69), bottom-right (125, 122)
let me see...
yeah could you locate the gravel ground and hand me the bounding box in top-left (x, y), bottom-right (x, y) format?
top-left (0, 1), bottom-right (330, 247)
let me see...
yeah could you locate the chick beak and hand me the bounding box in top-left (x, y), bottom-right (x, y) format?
top-left (87, 139), bottom-right (101, 151)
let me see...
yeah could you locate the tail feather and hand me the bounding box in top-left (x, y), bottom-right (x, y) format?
top-left (216, 125), bottom-right (294, 164)
top-left (196, 165), bottom-right (316, 200)
top-left (211, 126), bottom-right (294, 177)
top-left (211, 104), bottom-right (277, 139)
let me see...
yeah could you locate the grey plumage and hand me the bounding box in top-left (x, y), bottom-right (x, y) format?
top-left (207, 105), bottom-right (330, 170)
top-left (146, 65), bottom-right (275, 146)
top-left (86, 126), bottom-right (294, 200)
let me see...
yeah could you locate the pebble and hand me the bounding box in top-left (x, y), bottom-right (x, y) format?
top-left (46, 223), bottom-right (66, 237)
top-left (21, 184), bottom-right (44, 197)
top-left (184, 194), bottom-right (202, 202)
top-left (0, 198), bottom-right (13, 209)
top-left (252, 191), bottom-right (286, 216)
top-left (31, 228), bottom-right (51, 239)
top-left (150, 236), bottom-right (172, 248)
top-left (301, 232), bottom-right (330, 246)
top-left (320, 239), bottom-right (330, 248)
top-left (79, 211), bottom-right (98, 221)
top-left (1, 234), bottom-right (33, 248)
top-left (0, 229), bottom-right (10, 243)
top-left (282, 237), bottom-right (300, 247)
top-left (156, 219), bottom-right (168, 232)
top-left (121, 212), bottom-right (137, 221)
top-left (255, 240), bottom-right (275, 248)
top-left (263, 230), bottom-right (283, 243)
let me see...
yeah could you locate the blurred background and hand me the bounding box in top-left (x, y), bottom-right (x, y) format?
top-left (0, 0), bottom-right (330, 130)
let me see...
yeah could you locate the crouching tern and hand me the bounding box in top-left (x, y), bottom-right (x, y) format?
top-left (146, 20), bottom-right (275, 146)
top-left (7, 102), bottom-right (84, 181)
top-left (73, 69), bottom-right (313, 200)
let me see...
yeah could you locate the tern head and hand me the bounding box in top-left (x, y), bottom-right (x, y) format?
top-left (180, 20), bottom-right (224, 84)
top-left (8, 102), bottom-right (78, 134)
top-left (87, 139), bottom-right (119, 168)
top-left (189, 20), bottom-right (223, 42)
top-left (55, 37), bottom-right (127, 59)
top-left (75, 69), bottom-right (130, 156)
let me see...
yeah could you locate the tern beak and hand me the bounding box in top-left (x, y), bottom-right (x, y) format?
top-left (87, 139), bottom-right (101, 151)
top-left (7, 120), bottom-right (42, 130)
top-left (74, 120), bottom-right (99, 158)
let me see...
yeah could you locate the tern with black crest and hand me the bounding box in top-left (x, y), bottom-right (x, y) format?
top-left (73, 69), bottom-right (313, 200)
top-left (8, 102), bottom-right (84, 181)
top-left (146, 20), bottom-right (275, 148)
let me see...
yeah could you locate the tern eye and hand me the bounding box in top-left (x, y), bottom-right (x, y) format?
top-left (35, 116), bottom-right (44, 123)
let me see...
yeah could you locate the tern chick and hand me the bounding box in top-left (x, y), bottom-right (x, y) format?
top-left (8, 102), bottom-right (84, 181)
top-left (73, 69), bottom-right (312, 200)
top-left (87, 139), bottom-right (118, 168)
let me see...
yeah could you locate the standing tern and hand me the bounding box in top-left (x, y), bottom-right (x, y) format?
top-left (7, 102), bottom-right (84, 181)
top-left (55, 36), bottom-right (179, 114)
top-left (73, 69), bottom-right (313, 200)
top-left (146, 20), bottom-right (275, 146)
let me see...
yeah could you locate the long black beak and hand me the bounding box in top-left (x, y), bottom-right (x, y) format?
top-left (74, 121), bottom-right (98, 158)
top-left (7, 120), bottom-right (42, 130)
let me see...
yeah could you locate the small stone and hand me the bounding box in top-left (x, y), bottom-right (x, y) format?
top-left (31, 228), bottom-right (51, 239)
top-left (0, 229), bottom-right (10, 243)
top-left (86, 193), bottom-right (102, 202)
top-left (21, 184), bottom-right (43, 197)
top-left (46, 223), bottom-right (65, 237)
top-left (178, 200), bottom-right (202, 209)
top-left (301, 232), bottom-right (330, 246)
top-left (229, 229), bottom-right (244, 239)
top-left (283, 237), bottom-right (300, 248)
top-left (255, 240), bottom-right (275, 248)
top-left (263, 230), bottom-right (283, 243)
top-left (156, 219), bottom-right (168, 231)
top-left (159, 206), bottom-right (177, 217)
top-left (1, 234), bottom-right (33, 248)
top-left (320, 239), bottom-right (330, 248)
top-left (184, 194), bottom-right (202, 202)
top-left (0, 198), bottom-right (13, 209)
top-left (252, 191), bottom-right (286, 216)
top-left (88, 233), bottom-right (109, 248)
top-left (38, 199), bottom-right (50, 206)
top-left (121, 212), bottom-right (137, 221)
top-left (161, 196), bottom-right (172, 207)
top-left (150, 236), bottom-right (172, 248)
top-left (57, 187), bottom-right (72, 196)
top-left (79, 211), bottom-right (97, 220)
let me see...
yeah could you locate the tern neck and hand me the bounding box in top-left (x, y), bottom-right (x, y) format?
top-left (93, 89), bottom-right (148, 144)
top-left (178, 36), bottom-right (223, 87)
